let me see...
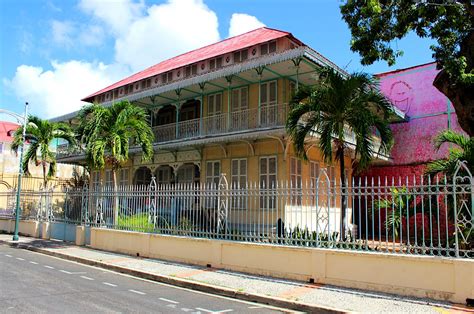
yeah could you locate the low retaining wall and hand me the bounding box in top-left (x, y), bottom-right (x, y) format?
top-left (91, 228), bottom-right (473, 304)
top-left (0, 219), bottom-right (39, 237)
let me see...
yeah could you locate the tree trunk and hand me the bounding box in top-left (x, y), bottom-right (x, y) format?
top-left (434, 70), bottom-right (474, 136)
top-left (42, 162), bottom-right (47, 189)
top-left (338, 147), bottom-right (347, 240)
top-left (112, 169), bottom-right (119, 226)
top-left (433, 29), bottom-right (474, 136)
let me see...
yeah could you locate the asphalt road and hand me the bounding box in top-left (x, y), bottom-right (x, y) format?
top-left (0, 245), bottom-right (288, 313)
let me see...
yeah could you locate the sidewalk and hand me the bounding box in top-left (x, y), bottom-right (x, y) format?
top-left (0, 234), bottom-right (472, 313)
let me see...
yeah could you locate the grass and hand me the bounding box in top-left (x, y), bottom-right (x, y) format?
top-left (117, 213), bottom-right (155, 232)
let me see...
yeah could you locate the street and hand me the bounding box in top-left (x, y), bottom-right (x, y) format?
top-left (0, 245), bottom-right (288, 313)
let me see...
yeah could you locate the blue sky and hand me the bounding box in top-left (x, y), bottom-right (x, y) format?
top-left (0, 0), bottom-right (435, 120)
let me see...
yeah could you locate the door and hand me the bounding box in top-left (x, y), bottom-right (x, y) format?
top-left (260, 81), bottom-right (277, 126)
top-left (231, 87), bottom-right (248, 130)
top-left (207, 93), bottom-right (222, 134)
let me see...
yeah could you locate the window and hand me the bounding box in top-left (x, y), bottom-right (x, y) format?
top-left (290, 158), bottom-right (302, 205)
top-left (119, 168), bottom-right (129, 186)
top-left (141, 80), bottom-right (146, 89)
top-left (177, 164), bottom-right (195, 184)
top-left (161, 72), bottom-right (173, 84)
top-left (205, 161), bottom-right (220, 209)
top-left (184, 65), bottom-right (197, 78)
top-left (233, 49), bottom-right (248, 63)
top-left (231, 87), bottom-right (248, 130)
top-left (231, 159), bottom-right (247, 210)
top-left (113, 90), bottom-right (119, 99)
top-left (156, 166), bottom-right (173, 185)
top-left (146, 79), bottom-right (151, 88)
top-left (105, 169), bottom-right (113, 187)
top-left (91, 171), bottom-right (100, 191)
top-left (134, 167), bottom-right (152, 186)
top-left (260, 41), bottom-right (277, 55)
top-left (310, 161), bottom-right (320, 186)
top-left (128, 85), bottom-right (134, 94)
top-left (260, 156), bottom-right (277, 209)
top-left (209, 57), bottom-right (223, 71)
top-left (206, 161), bottom-right (221, 185)
top-left (260, 81), bottom-right (278, 126)
top-left (310, 161), bottom-right (320, 205)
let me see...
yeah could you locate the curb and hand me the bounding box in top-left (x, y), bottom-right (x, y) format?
top-left (1, 240), bottom-right (346, 313)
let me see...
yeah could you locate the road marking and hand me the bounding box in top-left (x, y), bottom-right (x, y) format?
top-left (80, 276), bottom-right (94, 281)
top-left (16, 257), bottom-right (25, 261)
top-left (129, 289), bottom-right (146, 295)
top-left (5, 254), bottom-right (12, 257)
top-left (248, 306), bottom-right (262, 309)
top-left (29, 261), bottom-right (38, 265)
top-left (159, 297), bottom-right (179, 304)
top-left (196, 308), bottom-right (233, 313)
top-left (181, 308), bottom-right (192, 312)
top-left (167, 304), bottom-right (177, 308)
top-left (59, 270), bottom-right (73, 274)
top-left (102, 282), bottom-right (117, 287)
top-left (44, 265), bottom-right (55, 269)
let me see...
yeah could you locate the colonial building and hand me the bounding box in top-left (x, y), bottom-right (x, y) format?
top-left (55, 27), bottom-right (402, 188)
top-left (53, 27), bottom-right (404, 233)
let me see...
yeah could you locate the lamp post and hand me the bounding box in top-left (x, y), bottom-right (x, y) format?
top-left (0, 102), bottom-right (29, 241)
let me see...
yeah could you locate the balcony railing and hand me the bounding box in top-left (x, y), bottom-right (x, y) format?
top-left (152, 103), bottom-right (288, 143)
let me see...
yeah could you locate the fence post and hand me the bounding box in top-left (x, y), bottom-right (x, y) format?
top-left (148, 176), bottom-right (157, 228)
top-left (217, 173), bottom-right (229, 239)
top-left (81, 185), bottom-right (89, 225)
top-left (452, 161), bottom-right (474, 258)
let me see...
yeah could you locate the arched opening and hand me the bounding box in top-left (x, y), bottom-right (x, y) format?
top-left (154, 105), bottom-right (176, 126)
top-left (155, 165), bottom-right (174, 185)
top-left (133, 167), bottom-right (152, 186)
top-left (179, 99), bottom-right (201, 138)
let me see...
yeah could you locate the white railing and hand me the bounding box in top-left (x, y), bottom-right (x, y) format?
top-left (152, 103), bottom-right (288, 143)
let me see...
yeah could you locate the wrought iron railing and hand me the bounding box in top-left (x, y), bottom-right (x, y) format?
top-left (1, 162), bottom-right (472, 258)
top-left (151, 103), bottom-right (288, 143)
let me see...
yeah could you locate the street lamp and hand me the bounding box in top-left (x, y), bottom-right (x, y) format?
top-left (0, 102), bottom-right (29, 241)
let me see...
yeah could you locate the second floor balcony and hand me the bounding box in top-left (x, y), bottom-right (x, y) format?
top-left (152, 103), bottom-right (288, 143)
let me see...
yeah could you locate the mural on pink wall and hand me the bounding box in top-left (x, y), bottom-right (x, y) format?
top-left (377, 62), bottom-right (464, 167)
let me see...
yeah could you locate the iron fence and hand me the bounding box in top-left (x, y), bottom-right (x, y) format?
top-left (1, 162), bottom-right (472, 258)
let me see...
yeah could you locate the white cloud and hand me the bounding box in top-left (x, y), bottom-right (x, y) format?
top-left (51, 20), bottom-right (75, 46)
top-left (114, 0), bottom-right (219, 71)
top-left (3, 61), bottom-right (130, 118)
top-left (78, 0), bottom-right (145, 35)
top-left (79, 25), bottom-right (105, 46)
top-left (228, 13), bottom-right (265, 37)
top-left (5, 0), bottom-right (268, 119)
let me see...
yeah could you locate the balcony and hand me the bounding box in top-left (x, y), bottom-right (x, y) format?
top-left (152, 103), bottom-right (288, 143)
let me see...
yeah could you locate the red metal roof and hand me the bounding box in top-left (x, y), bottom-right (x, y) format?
top-left (83, 27), bottom-right (300, 102)
top-left (0, 121), bottom-right (19, 143)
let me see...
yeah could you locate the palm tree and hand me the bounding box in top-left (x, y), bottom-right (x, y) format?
top-left (286, 67), bottom-right (394, 238)
top-left (77, 100), bottom-right (154, 224)
top-left (11, 115), bottom-right (76, 189)
top-left (426, 129), bottom-right (474, 176)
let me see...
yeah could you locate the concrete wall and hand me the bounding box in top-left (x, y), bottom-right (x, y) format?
top-left (91, 227), bottom-right (473, 304)
top-left (0, 219), bottom-right (39, 237)
top-left (365, 63), bottom-right (467, 178)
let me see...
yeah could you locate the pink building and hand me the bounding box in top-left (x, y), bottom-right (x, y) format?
top-left (363, 62), bottom-right (465, 178)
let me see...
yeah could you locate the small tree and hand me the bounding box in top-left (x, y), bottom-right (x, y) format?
top-left (286, 67), bottom-right (393, 237)
top-left (426, 129), bottom-right (474, 176)
top-left (11, 115), bottom-right (76, 188)
top-left (77, 100), bottom-right (154, 225)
